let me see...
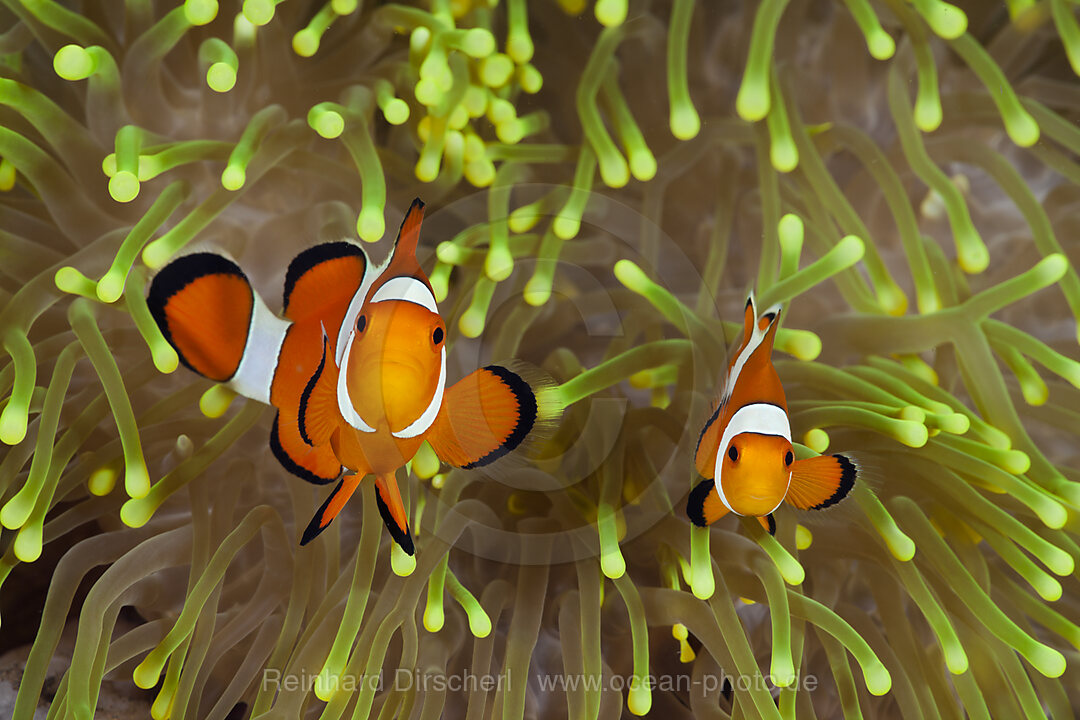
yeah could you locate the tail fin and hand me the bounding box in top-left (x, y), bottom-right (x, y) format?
top-left (785, 454), bottom-right (858, 510)
top-left (149, 252), bottom-right (288, 404)
top-left (148, 253), bottom-right (255, 382)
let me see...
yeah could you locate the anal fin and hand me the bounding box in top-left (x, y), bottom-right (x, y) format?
top-left (375, 473), bottom-right (414, 555)
top-left (757, 513), bottom-right (777, 536)
top-left (301, 474), bottom-right (361, 545)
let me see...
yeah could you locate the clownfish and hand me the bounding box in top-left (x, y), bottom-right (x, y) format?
top-left (687, 294), bottom-right (858, 534)
top-left (148, 199), bottom-right (554, 554)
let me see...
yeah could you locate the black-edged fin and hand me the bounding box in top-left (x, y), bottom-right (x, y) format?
top-left (271, 410), bottom-right (342, 485)
top-left (427, 363), bottom-right (560, 469)
top-left (282, 241), bottom-right (367, 322)
top-left (687, 478), bottom-right (728, 527)
top-left (298, 332), bottom-right (340, 447)
top-left (757, 513), bottom-right (777, 536)
top-left (375, 474), bottom-right (414, 555)
top-left (301, 474), bottom-right (362, 545)
top-left (785, 453), bottom-right (858, 510)
top-left (147, 253), bottom-right (254, 382)
top-left (693, 405), bottom-right (721, 479)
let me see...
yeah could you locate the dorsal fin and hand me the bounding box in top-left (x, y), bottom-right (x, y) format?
top-left (282, 241), bottom-right (368, 323)
top-left (367, 198), bottom-right (432, 301)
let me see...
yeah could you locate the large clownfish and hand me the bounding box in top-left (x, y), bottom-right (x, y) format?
top-left (148, 199), bottom-right (554, 554)
top-left (687, 294), bottom-right (858, 534)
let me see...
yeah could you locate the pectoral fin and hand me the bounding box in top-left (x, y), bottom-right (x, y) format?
top-left (687, 478), bottom-right (728, 527)
top-left (785, 454), bottom-right (858, 510)
top-left (298, 333), bottom-right (340, 447)
top-left (270, 410), bottom-right (342, 485)
top-left (426, 364), bottom-right (554, 469)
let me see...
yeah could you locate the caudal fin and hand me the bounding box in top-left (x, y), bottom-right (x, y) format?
top-left (785, 454), bottom-right (858, 510)
top-left (148, 253), bottom-right (255, 382)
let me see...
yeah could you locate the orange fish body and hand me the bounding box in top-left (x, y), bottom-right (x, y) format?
top-left (149, 200), bottom-right (552, 554)
top-left (687, 294), bottom-right (858, 534)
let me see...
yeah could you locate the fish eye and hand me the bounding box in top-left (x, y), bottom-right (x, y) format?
top-left (356, 315), bottom-right (367, 333)
top-left (432, 326), bottom-right (444, 345)
top-left (785, 451), bottom-right (793, 466)
top-left (728, 446), bottom-right (738, 462)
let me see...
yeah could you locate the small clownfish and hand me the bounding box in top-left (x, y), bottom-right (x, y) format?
top-left (148, 199), bottom-right (555, 554)
top-left (687, 294), bottom-right (858, 534)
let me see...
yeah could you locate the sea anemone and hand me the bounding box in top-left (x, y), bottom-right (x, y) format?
top-left (1, 1), bottom-right (1079, 718)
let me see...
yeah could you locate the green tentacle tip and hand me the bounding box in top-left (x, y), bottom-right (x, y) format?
top-left (133, 651), bottom-right (167, 690)
top-left (357, 207), bottom-right (384, 243)
top-left (0, 407), bottom-right (27, 446)
top-left (770, 135), bottom-right (798, 173)
top-left (207, 62), bottom-right (236, 93)
top-left (55, 266), bottom-right (98, 297)
top-left (484, 246), bottom-right (514, 282)
top-left (331, 0), bottom-right (357, 13)
top-left (221, 165), bottom-right (245, 191)
top-left (627, 682), bottom-right (651, 716)
top-left (242, 0), bottom-right (275, 25)
top-left (670, 105), bottom-right (701, 141)
top-left (1034, 253), bottom-right (1068, 284)
top-left (735, 80), bottom-right (769, 123)
top-left (109, 170), bottom-right (140, 202)
top-left (54, 44), bottom-right (95, 80)
top-left (184, 0), bottom-right (218, 25)
top-left (1029, 645), bottom-right (1067, 678)
top-left (100, 491), bottom-right (141, 535)
top-left (14, 525), bottom-right (43, 563)
top-left (307, 107), bottom-right (344, 139)
top-left (447, 572), bottom-right (492, 637)
top-left (382, 99), bottom-right (409, 126)
top-left (690, 526), bottom-right (714, 599)
top-left (804, 428), bottom-right (829, 452)
top-left (1005, 109), bottom-right (1040, 147)
top-left (795, 523), bottom-right (813, 549)
top-left (293, 29), bottom-right (320, 57)
top-left (778, 329), bottom-right (821, 361)
top-left (915, 95), bottom-right (943, 132)
top-left (944, 644), bottom-right (968, 675)
top-left (88, 465), bottom-right (118, 496)
top-left (462, 28), bottom-right (496, 58)
top-left (481, 54), bottom-right (515, 88)
top-left (613, 259), bottom-right (650, 294)
top-left (96, 270), bottom-right (126, 303)
top-left (391, 543), bottom-right (415, 577)
top-left (595, 0), bottom-right (628, 27)
top-left (868, 30), bottom-right (895, 60)
top-left (0, 495), bottom-right (31, 531)
top-left (126, 462), bottom-right (151, 499)
top-left (200, 385), bottom-right (236, 418)
top-left (864, 663), bottom-right (892, 696)
top-left (598, 503), bottom-right (626, 579)
top-left (314, 668), bottom-right (342, 701)
top-left (770, 655), bottom-right (796, 688)
top-left (774, 550), bottom-right (804, 586)
top-left (917, 0), bottom-right (968, 39)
